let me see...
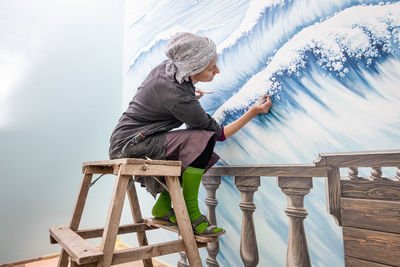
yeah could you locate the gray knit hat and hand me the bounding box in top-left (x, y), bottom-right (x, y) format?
top-left (165, 32), bottom-right (217, 84)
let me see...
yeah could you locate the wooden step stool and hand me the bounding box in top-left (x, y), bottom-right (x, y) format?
top-left (49, 158), bottom-right (218, 267)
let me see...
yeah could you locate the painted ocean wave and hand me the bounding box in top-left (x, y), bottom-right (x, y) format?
top-left (214, 3), bottom-right (400, 124)
top-left (124, 0), bottom-right (396, 111)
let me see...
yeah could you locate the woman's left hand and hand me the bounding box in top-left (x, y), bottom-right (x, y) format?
top-left (195, 89), bottom-right (205, 99)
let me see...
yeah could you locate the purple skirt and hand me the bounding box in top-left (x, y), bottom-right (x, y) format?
top-left (136, 129), bottom-right (219, 198)
top-left (165, 129), bottom-right (219, 172)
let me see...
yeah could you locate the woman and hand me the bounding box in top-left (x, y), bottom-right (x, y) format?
top-left (109, 32), bottom-right (272, 236)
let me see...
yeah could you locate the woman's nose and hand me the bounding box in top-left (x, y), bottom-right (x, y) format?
top-left (215, 66), bottom-right (220, 74)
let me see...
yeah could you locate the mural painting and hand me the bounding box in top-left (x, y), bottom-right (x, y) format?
top-left (124, 1), bottom-right (400, 266)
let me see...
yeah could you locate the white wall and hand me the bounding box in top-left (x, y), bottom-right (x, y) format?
top-left (0, 0), bottom-right (123, 262)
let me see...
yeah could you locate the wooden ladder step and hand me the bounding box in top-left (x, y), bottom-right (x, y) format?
top-left (50, 223), bottom-right (158, 244)
top-left (49, 226), bottom-right (103, 265)
top-left (111, 239), bottom-right (208, 265)
top-left (144, 218), bottom-right (219, 243)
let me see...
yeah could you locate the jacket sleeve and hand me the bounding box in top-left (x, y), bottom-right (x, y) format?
top-left (163, 84), bottom-right (223, 138)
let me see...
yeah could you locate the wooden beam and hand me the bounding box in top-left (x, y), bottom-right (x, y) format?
top-left (165, 175), bottom-right (203, 267)
top-left (205, 165), bottom-right (327, 177)
top-left (120, 164), bottom-right (181, 176)
top-left (111, 240), bottom-right (207, 265)
top-left (126, 177), bottom-right (153, 267)
top-left (341, 180), bottom-right (400, 201)
top-left (341, 198), bottom-right (400, 234)
top-left (83, 159), bottom-right (181, 175)
top-left (83, 158), bottom-right (181, 167)
top-left (58, 170), bottom-right (94, 267)
top-left (97, 170), bottom-right (130, 267)
top-left (326, 167), bottom-right (342, 225)
top-left (49, 226), bottom-right (103, 265)
top-left (315, 149), bottom-right (400, 167)
top-left (343, 227), bottom-right (400, 266)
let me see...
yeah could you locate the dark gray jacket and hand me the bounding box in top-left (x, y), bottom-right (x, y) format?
top-left (109, 61), bottom-right (223, 160)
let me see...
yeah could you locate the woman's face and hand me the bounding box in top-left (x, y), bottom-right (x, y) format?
top-left (190, 56), bottom-right (220, 84)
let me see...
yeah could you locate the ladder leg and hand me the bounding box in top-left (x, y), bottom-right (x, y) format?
top-left (165, 175), bottom-right (203, 267)
top-left (97, 168), bottom-right (130, 267)
top-left (58, 168), bottom-right (93, 267)
top-left (127, 176), bottom-right (153, 267)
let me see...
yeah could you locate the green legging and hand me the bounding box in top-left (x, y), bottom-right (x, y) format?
top-left (152, 166), bottom-right (222, 234)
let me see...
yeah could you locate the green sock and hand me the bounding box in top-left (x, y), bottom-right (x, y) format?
top-left (151, 189), bottom-right (176, 223)
top-left (182, 166), bottom-right (223, 234)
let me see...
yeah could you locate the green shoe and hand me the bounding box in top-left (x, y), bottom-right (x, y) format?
top-left (191, 215), bottom-right (225, 237)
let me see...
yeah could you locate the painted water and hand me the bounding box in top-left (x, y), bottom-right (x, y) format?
top-left (124, 1), bottom-right (400, 266)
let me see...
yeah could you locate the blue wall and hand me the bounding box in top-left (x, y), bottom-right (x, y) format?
top-left (0, 0), bottom-right (123, 262)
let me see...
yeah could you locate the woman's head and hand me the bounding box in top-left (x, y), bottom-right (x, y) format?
top-left (190, 55), bottom-right (220, 84)
top-left (165, 32), bottom-right (219, 84)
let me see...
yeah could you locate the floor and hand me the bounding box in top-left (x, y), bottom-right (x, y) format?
top-left (3, 237), bottom-right (173, 267)
top-left (5, 255), bottom-right (171, 267)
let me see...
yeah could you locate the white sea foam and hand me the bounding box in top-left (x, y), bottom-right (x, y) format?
top-left (214, 3), bottom-right (400, 122)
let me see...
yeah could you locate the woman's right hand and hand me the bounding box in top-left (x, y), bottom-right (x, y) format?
top-left (252, 94), bottom-right (272, 114)
top-left (223, 94), bottom-right (273, 139)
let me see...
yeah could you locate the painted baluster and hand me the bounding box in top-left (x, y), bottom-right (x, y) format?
top-left (348, 167), bottom-right (359, 180)
top-left (202, 175), bottom-right (222, 267)
top-left (396, 167), bottom-right (400, 181)
top-left (234, 176), bottom-right (260, 267)
top-left (277, 177), bottom-right (313, 267)
top-left (371, 166), bottom-right (383, 180)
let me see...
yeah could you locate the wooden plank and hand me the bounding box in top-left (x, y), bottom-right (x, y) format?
top-left (83, 158), bottom-right (181, 167)
top-left (49, 226), bottom-right (103, 264)
top-left (345, 256), bottom-right (394, 267)
top-left (341, 198), bottom-right (400, 234)
top-left (341, 180), bottom-right (400, 201)
top-left (58, 169), bottom-right (93, 267)
top-left (143, 218), bottom-right (218, 244)
top-left (165, 175), bottom-right (203, 267)
top-left (127, 177), bottom-right (153, 267)
top-left (205, 165), bottom-right (327, 177)
top-left (120, 164), bottom-right (181, 176)
top-left (343, 227), bottom-right (400, 266)
top-left (325, 167), bottom-right (342, 225)
top-left (97, 169), bottom-right (130, 267)
top-left (51, 223), bottom-right (157, 243)
top-left (111, 240), bottom-right (207, 265)
top-left (315, 149), bottom-right (400, 167)
top-left (84, 163), bottom-right (182, 176)
top-left (85, 166), bottom-right (115, 175)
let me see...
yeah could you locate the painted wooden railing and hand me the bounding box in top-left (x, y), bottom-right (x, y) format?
top-left (176, 149), bottom-right (400, 267)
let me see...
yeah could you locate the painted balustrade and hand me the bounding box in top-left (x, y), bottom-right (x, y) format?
top-left (202, 176), bottom-right (222, 267)
top-left (234, 176), bottom-right (260, 267)
top-left (192, 149), bottom-right (400, 267)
